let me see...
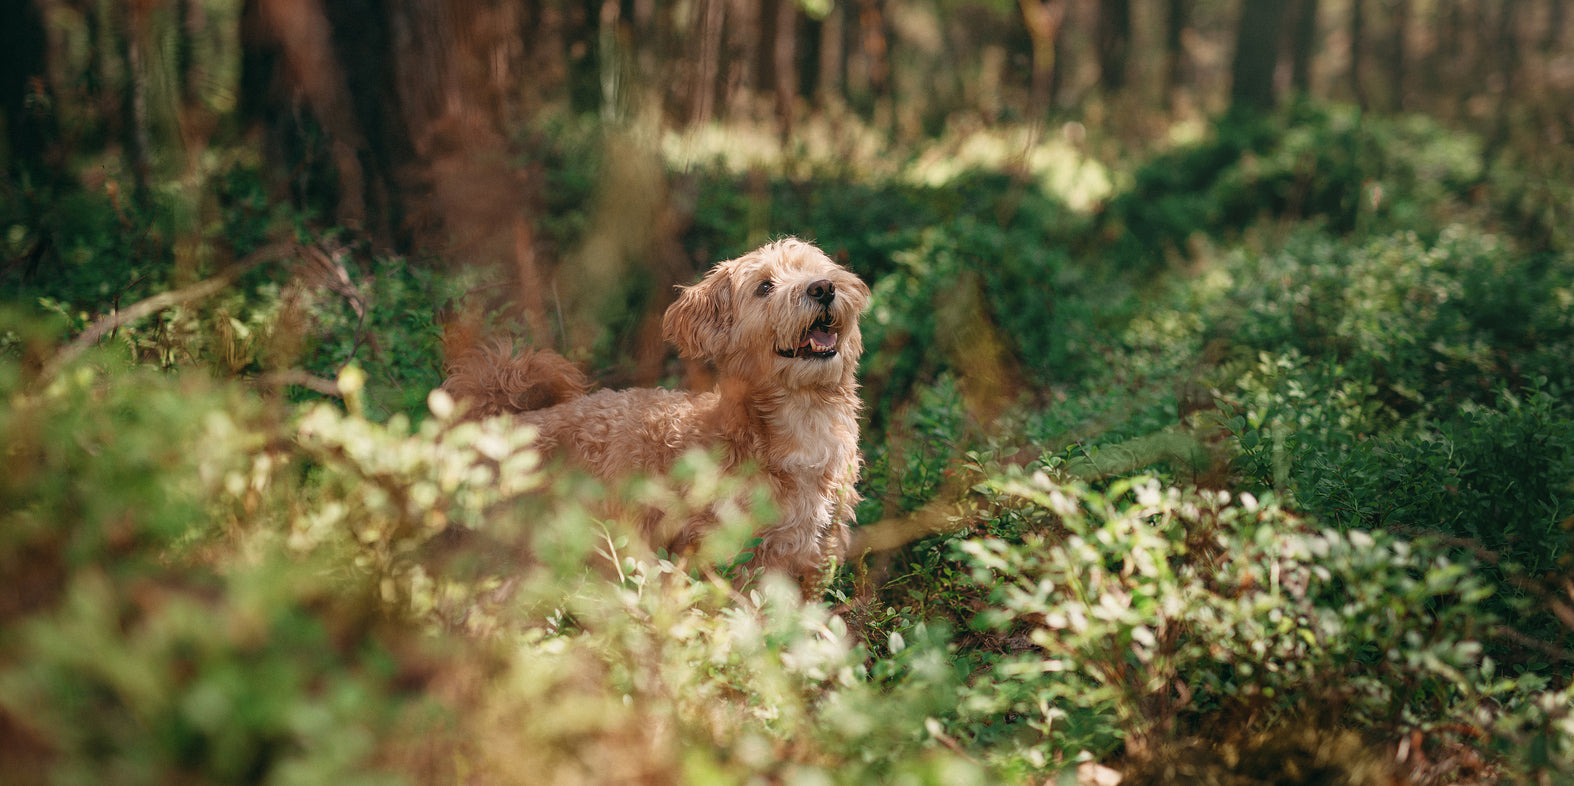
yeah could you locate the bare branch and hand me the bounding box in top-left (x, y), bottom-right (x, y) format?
top-left (35, 243), bottom-right (298, 389)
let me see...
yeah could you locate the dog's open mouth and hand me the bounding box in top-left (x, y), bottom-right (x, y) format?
top-left (778, 319), bottom-right (839, 359)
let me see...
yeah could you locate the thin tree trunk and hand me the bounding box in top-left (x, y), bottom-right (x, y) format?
top-left (1349, 0), bottom-right (1367, 108)
top-left (1497, 0), bottom-right (1523, 101)
top-left (857, 0), bottom-right (889, 102)
top-left (1018, 0), bottom-right (1066, 116)
top-left (772, 0), bottom-right (797, 140)
top-left (1289, 0), bottom-right (1319, 95)
top-left (598, 0), bottom-right (621, 121)
top-left (119, 1), bottom-right (153, 211)
top-left (0, 0), bottom-right (52, 175)
top-left (817, 3), bottom-right (844, 103)
top-left (1544, 0), bottom-right (1568, 52)
top-left (724, 0), bottom-right (760, 116)
top-left (690, 0), bottom-right (725, 124)
top-left (1230, 0), bottom-right (1288, 111)
top-left (1484, 0), bottom-right (1523, 164)
top-left (799, 11), bottom-right (822, 105)
top-left (1097, 0), bottom-right (1132, 93)
top-left (1164, 0), bottom-right (1192, 108)
top-left (1389, 0), bottom-right (1410, 111)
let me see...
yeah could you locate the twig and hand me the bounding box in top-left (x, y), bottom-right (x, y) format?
top-left (34, 243), bottom-right (297, 390)
top-left (255, 369), bottom-right (343, 397)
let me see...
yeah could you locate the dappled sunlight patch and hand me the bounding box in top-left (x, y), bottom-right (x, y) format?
top-left (662, 114), bottom-right (1112, 211)
top-left (904, 125), bottom-right (1113, 212)
top-left (662, 112), bottom-right (896, 178)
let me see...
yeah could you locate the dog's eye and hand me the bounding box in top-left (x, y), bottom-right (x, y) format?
top-left (755, 280), bottom-right (774, 297)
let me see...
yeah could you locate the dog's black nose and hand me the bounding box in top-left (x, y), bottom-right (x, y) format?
top-left (807, 279), bottom-right (835, 305)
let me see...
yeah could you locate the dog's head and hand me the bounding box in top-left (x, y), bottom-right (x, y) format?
top-left (663, 238), bottom-right (870, 389)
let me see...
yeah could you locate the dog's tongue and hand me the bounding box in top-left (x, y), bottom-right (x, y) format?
top-left (802, 329), bottom-right (838, 353)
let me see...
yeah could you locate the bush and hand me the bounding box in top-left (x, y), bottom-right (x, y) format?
top-left (1216, 229), bottom-right (1574, 406)
top-left (0, 347), bottom-right (993, 785)
top-left (1107, 106), bottom-right (1483, 269)
top-left (0, 351), bottom-right (434, 786)
top-left (954, 473), bottom-right (1571, 780)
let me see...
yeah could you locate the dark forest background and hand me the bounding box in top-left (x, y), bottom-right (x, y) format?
top-left (5, 0), bottom-right (1570, 303)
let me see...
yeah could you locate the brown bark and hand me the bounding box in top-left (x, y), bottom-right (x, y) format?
top-left (816, 3), bottom-right (845, 103)
top-left (119, 0), bottom-right (154, 211)
top-left (690, 0), bottom-right (726, 124)
top-left (243, 0), bottom-right (372, 233)
top-left (725, 0), bottom-right (761, 116)
top-left (857, 0), bottom-right (890, 100)
top-left (772, 0), bottom-right (798, 139)
top-left (1018, 0), bottom-right (1067, 116)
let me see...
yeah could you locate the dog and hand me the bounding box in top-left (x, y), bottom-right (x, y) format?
top-left (441, 238), bottom-right (870, 587)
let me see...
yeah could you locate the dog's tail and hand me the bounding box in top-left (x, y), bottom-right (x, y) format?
top-left (440, 330), bottom-right (590, 418)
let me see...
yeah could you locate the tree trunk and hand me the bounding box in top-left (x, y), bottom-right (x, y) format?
top-left (857, 0), bottom-right (890, 104)
top-left (1018, 0), bottom-right (1067, 116)
top-left (1544, 0), bottom-right (1568, 52)
top-left (1097, 0), bottom-right (1132, 93)
top-left (1389, 0), bottom-right (1410, 111)
top-left (772, 0), bottom-right (798, 139)
top-left (119, 1), bottom-right (153, 211)
top-left (799, 11), bottom-right (823, 106)
top-left (325, 0), bottom-right (419, 247)
top-left (598, 0), bottom-right (622, 121)
top-left (1484, 0), bottom-right (1523, 163)
top-left (240, 0), bottom-right (431, 251)
top-left (1289, 0), bottom-right (1319, 95)
top-left (1230, 0), bottom-right (1288, 111)
top-left (0, 0), bottom-right (52, 175)
top-left (1348, 0), bottom-right (1367, 108)
top-left (817, 3), bottom-right (845, 104)
top-left (1164, 0), bottom-right (1193, 108)
top-left (724, 0), bottom-right (761, 116)
top-left (690, 0), bottom-right (725, 124)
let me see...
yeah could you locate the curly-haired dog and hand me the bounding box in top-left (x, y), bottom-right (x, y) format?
top-left (442, 238), bottom-right (870, 585)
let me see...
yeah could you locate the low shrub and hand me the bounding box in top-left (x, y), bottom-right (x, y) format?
top-left (1107, 106), bottom-right (1483, 269)
top-left (954, 474), bottom-right (1571, 780)
top-left (0, 347), bottom-right (993, 785)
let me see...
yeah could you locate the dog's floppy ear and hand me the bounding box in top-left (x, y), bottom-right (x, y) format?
top-left (663, 265), bottom-right (733, 360)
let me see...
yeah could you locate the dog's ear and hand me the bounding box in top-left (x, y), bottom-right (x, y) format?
top-left (663, 267), bottom-right (733, 360)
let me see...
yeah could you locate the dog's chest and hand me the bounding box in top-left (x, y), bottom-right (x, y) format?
top-left (763, 392), bottom-right (856, 476)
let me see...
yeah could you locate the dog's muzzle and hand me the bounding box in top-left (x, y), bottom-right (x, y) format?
top-left (779, 280), bottom-right (841, 359)
top-left (779, 319), bottom-right (839, 359)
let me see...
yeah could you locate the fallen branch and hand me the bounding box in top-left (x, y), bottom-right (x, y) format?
top-left (35, 243), bottom-right (298, 390)
top-left (255, 369), bottom-right (343, 397)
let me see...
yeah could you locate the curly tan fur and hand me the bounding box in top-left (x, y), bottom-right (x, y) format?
top-left (441, 238), bottom-right (870, 585)
top-left (440, 336), bottom-right (591, 417)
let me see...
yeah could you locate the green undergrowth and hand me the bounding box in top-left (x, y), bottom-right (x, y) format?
top-left (4, 102), bottom-right (1574, 782)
